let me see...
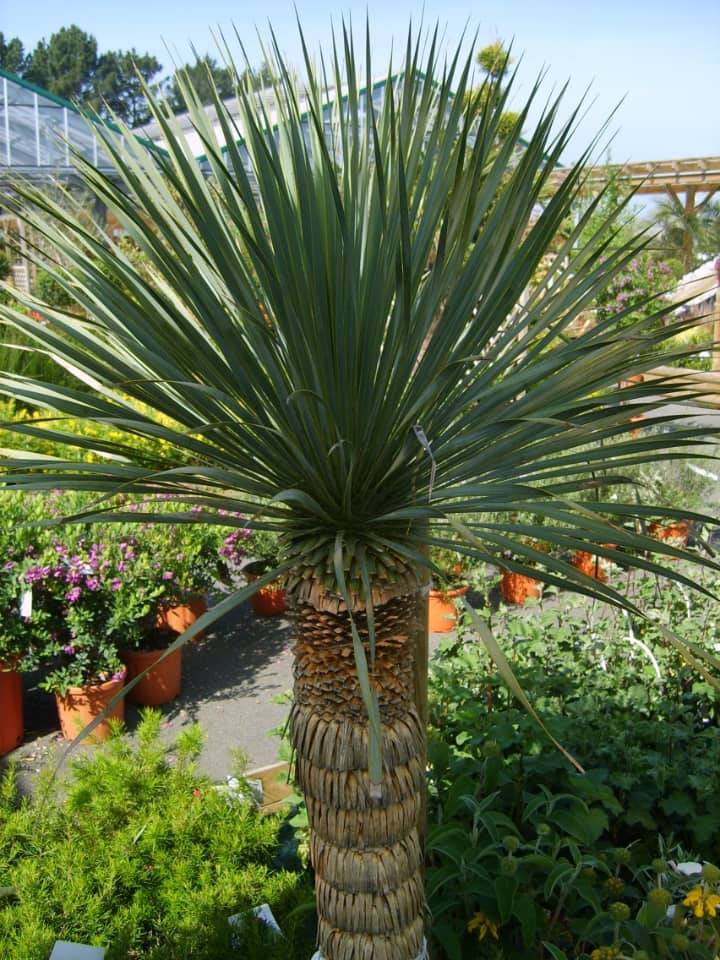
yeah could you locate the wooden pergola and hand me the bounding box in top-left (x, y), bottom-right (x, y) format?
top-left (576, 155), bottom-right (720, 197)
top-left (551, 155), bottom-right (720, 270)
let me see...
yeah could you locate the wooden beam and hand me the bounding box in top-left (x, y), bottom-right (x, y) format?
top-left (550, 155), bottom-right (720, 198)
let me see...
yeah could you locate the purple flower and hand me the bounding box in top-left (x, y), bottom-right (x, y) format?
top-left (162, 571), bottom-right (174, 581)
top-left (86, 578), bottom-right (100, 590)
top-left (65, 587), bottom-right (82, 603)
top-left (110, 578), bottom-right (122, 591)
top-left (128, 503), bottom-right (138, 513)
top-left (63, 644), bottom-right (75, 655)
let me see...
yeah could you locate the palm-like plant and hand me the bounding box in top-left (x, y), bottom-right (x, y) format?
top-left (0, 24), bottom-right (717, 960)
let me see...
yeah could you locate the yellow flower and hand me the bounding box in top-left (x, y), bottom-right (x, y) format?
top-left (590, 947), bottom-right (621, 960)
top-left (467, 911), bottom-right (499, 941)
top-left (682, 885), bottom-right (720, 918)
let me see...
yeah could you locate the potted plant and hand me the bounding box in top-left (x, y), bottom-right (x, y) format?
top-left (119, 625), bottom-right (182, 706)
top-left (24, 527), bottom-right (166, 741)
top-left (428, 546), bottom-right (470, 633)
top-left (239, 527), bottom-right (287, 616)
top-left (571, 543), bottom-right (616, 582)
top-left (121, 499), bottom-right (221, 636)
top-left (0, 567), bottom-right (31, 755)
top-left (500, 535), bottom-right (548, 604)
top-left (635, 461), bottom-right (709, 548)
top-left (0, 491), bottom-right (53, 754)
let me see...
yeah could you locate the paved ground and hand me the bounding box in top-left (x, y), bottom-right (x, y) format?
top-left (4, 599), bottom-right (297, 797)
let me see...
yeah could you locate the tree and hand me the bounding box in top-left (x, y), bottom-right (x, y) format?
top-left (0, 33), bottom-right (26, 74)
top-left (477, 38), bottom-right (512, 80)
top-left (465, 39), bottom-right (520, 140)
top-left (652, 190), bottom-right (720, 272)
top-left (168, 54), bottom-right (234, 111)
top-left (239, 58), bottom-right (275, 91)
top-left (1, 23), bottom-right (717, 960)
top-left (88, 50), bottom-right (163, 126)
top-left (9, 25), bottom-right (161, 126)
top-left (24, 25), bottom-right (98, 101)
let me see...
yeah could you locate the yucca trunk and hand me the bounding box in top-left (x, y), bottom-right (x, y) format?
top-left (290, 584), bottom-right (427, 960)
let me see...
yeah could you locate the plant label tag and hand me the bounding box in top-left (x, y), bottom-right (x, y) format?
top-left (50, 942), bottom-right (106, 959)
top-left (228, 902), bottom-right (282, 947)
top-left (20, 589), bottom-right (32, 619)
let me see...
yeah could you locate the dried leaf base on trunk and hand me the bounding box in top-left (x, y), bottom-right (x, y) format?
top-left (290, 590), bottom-right (426, 960)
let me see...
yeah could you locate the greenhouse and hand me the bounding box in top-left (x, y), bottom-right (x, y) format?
top-left (0, 67), bottom-right (137, 184)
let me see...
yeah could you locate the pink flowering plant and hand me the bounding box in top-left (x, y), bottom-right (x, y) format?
top-left (122, 498), bottom-right (233, 604)
top-left (0, 491), bottom-right (53, 666)
top-left (595, 253), bottom-right (674, 331)
top-left (22, 523), bottom-right (164, 694)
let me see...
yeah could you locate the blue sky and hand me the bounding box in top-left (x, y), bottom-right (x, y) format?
top-left (3, 0), bottom-right (719, 164)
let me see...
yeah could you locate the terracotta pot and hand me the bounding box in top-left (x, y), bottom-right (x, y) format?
top-left (120, 644), bottom-right (182, 706)
top-left (251, 585), bottom-right (288, 616)
top-left (54, 671), bottom-right (125, 743)
top-left (156, 594), bottom-right (208, 639)
top-left (428, 585), bottom-right (469, 633)
top-left (629, 413), bottom-right (644, 438)
top-left (501, 569), bottom-right (542, 604)
top-left (618, 373), bottom-right (644, 390)
top-left (572, 550), bottom-right (608, 582)
top-left (648, 520), bottom-right (689, 545)
top-left (0, 661), bottom-right (23, 756)
top-left (244, 563), bottom-right (287, 616)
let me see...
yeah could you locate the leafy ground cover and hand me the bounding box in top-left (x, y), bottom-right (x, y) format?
top-left (426, 567), bottom-right (720, 959)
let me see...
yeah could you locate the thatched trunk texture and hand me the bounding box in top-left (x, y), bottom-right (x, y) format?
top-left (289, 587), bottom-right (426, 960)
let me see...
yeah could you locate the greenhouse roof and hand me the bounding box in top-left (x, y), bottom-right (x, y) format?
top-left (0, 68), bottom-right (159, 186)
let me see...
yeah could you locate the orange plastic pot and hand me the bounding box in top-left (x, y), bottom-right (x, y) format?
top-left (648, 520), bottom-right (689, 545)
top-left (501, 570), bottom-right (542, 604)
top-left (572, 550), bottom-right (608, 582)
top-left (251, 585), bottom-right (288, 616)
top-left (120, 645), bottom-right (182, 706)
top-left (0, 661), bottom-right (23, 756)
top-left (618, 373), bottom-right (644, 389)
top-left (629, 413), bottom-right (645, 438)
top-left (428, 586), bottom-right (469, 633)
top-left (54, 671), bottom-right (125, 743)
top-left (156, 594), bottom-right (208, 639)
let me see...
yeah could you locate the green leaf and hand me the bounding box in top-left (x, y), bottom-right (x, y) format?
top-left (495, 875), bottom-right (518, 924)
top-left (513, 894), bottom-right (538, 946)
top-left (550, 805), bottom-right (609, 845)
top-left (659, 791), bottom-right (696, 817)
top-left (542, 942), bottom-right (569, 960)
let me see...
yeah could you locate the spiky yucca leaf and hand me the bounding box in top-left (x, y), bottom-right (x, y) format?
top-left (0, 23), bottom-right (716, 633)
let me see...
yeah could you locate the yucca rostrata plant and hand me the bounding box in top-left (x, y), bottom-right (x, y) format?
top-left (0, 23), bottom-right (717, 960)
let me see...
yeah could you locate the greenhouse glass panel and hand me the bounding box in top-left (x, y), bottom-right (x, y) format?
top-left (0, 70), bottom-right (119, 176)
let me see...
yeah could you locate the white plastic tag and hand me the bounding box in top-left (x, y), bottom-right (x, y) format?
top-left (20, 589), bottom-right (32, 619)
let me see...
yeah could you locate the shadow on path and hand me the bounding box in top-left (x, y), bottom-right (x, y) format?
top-left (3, 598), bottom-right (296, 797)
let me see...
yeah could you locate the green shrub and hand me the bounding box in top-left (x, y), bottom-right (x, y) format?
top-left (31, 268), bottom-right (78, 310)
top-left (0, 712), bottom-right (314, 958)
top-left (426, 573), bottom-right (720, 958)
